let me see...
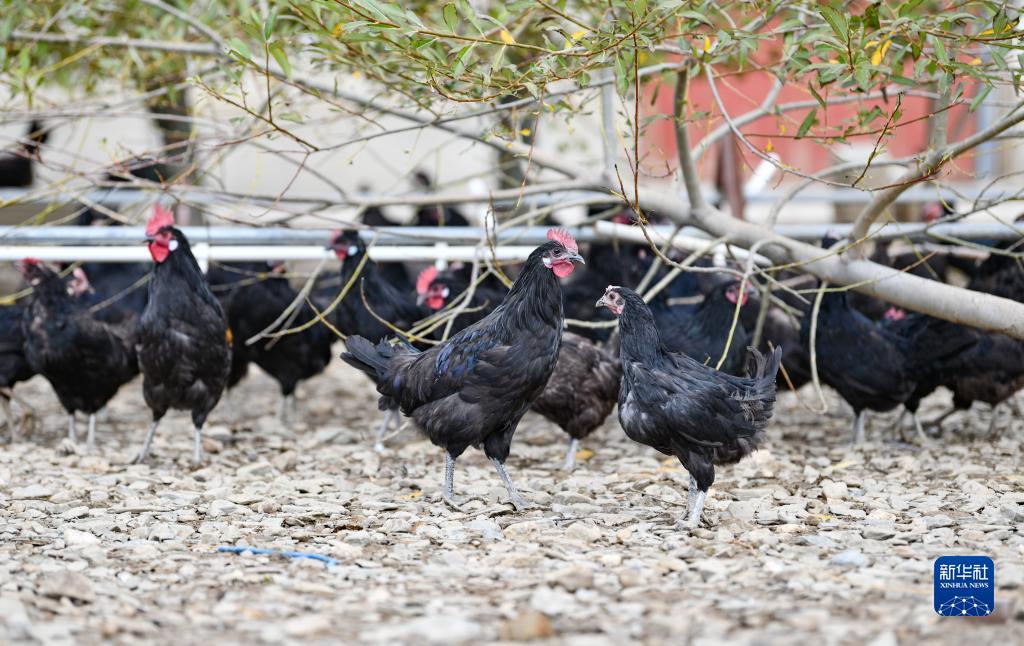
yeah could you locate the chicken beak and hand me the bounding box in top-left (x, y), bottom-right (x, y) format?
top-left (595, 294), bottom-right (608, 308)
top-left (571, 252), bottom-right (585, 265)
top-left (416, 293), bottom-right (427, 306)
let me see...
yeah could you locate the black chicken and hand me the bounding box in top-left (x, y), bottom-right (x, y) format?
top-left (136, 207), bottom-right (231, 465)
top-left (414, 265), bottom-right (506, 336)
top-left (327, 230), bottom-right (427, 447)
top-left (0, 121), bottom-right (47, 187)
top-left (530, 331), bottom-right (621, 470)
top-left (68, 208), bottom-right (150, 323)
top-left (19, 260), bottom-right (138, 449)
top-left (327, 230), bottom-right (425, 342)
top-left (597, 286), bottom-right (781, 528)
top-left (562, 231), bottom-right (651, 342)
top-left (412, 171), bottom-right (470, 228)
top-left (656, 279), bottom-right (757, 375)
top-left (208, 261), bottom-right (334, 423)
top-left (341, 229), bottom-right (585, 510)
top-left (0, 303), bottom-right (35, 440)
top-left (801, 235), bottom-right (975, 443)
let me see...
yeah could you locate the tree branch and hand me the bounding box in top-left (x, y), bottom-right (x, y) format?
top-left (849, 95), bottom-right (1024, 244)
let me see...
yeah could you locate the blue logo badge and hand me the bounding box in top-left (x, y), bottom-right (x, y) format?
top-left (934, 556), bottom-right (994, 617)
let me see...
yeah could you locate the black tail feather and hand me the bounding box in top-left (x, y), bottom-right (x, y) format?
top-left (340, 335), bottom-right (389, 381)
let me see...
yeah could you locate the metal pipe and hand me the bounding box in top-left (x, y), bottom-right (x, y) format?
top-left (0, 183), bottom-right (993, 208)
top-left (0, 222), bottom-right (1020, 247)
top-left (0, 245), bottom-right (539, 263)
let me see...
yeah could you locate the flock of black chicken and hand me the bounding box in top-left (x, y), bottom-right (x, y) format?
top-left (2, 125), bottom-right (1023, 527)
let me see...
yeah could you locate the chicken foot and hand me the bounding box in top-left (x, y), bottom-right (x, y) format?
top-left (490, 458), bottom-right (529, 512)
top-left (680, 476), bottom-right (707, 530)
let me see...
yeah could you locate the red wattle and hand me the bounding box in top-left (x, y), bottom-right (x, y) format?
top-left (552, 260), bottom-right (575, 278)
top-left (427, 296), bottom-right (446, 310)
top-left (149, 242), bottom-right (170, 263)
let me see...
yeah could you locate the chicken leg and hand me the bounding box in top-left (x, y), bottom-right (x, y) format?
top-left (277, 396), bottom-right (289, 426)
top-left (2, 396), bottom-right (14, 443)
top-left (490, 458), bottom-right (529, 511)
top-left (193, 426), bottom-right (203, 466)
top-left (374, 409), bottom-right (398, 453)
top-left (441, 450), bottom-right (462, 510)
top-left (67, 414), bottom-right (76, 443)
top-left (681, 478), bottom-right (708, 530)
top-left (135, 420), bottom-right (160, 464)
top-left (87, 414), bottom-right (97, 451)
top-left (562, 438), bottom-right (580, 471)
top-left (986, 403), bottom-right (1002, 437)
top-left (851, 410), bottom-right (866, 445)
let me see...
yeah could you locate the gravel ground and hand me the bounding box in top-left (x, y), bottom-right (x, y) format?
top-left (1, 361), bottom-right (1022, 645)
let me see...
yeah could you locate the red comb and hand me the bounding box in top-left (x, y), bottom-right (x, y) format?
top-left (416, 266), bottom-right (439, 295)
top-left (146, 205), bottom-right (175, 236)
top-left (546, 227), bottom-right (578, 254)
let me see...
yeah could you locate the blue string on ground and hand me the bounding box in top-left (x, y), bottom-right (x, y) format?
top-left (216, 545), bottom-right (338, 567)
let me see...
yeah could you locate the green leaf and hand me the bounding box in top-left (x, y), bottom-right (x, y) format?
top-left (268, 41), bottom-right (290, 77)
top-left (451, 43), bottom-right (475, 78)
top-left (614, 54), bottom-right (628, 96)
top-left (677, 10), bottom-right (712, 26)
top-left (264, 7), bottom-right (277, 41)
top-left (228, 38), bottom-right (251, 60)
top-left (932, 36), bottom-right (948, 65)
top-left (443, 3), bottom-right (459, 31)
top-left (796, 108), bottom-right (818, 139)
top-left (819, 6), bottom-right (848, 41)
top-left (808, 85), bottom-right (826, 110)
top-left (969, 85), bottom-right (992, 112)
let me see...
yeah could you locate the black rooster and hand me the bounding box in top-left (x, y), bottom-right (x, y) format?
top-left (19, 260), bottom-right (138, 449)
top-left (1, 303), bottom-right (35, 440)
top-left (597, 286), bottom-right (781, 528)
top-left (209, 261), bottom-right (334, 423)
top-left (0, 121), bottom-right (47, 187)
top-left (530, 331), bottom-right (621, 470)
top-left (341, 229), bottom-right (585, 510)
top-left (136, 207), bottom-right (231, 465)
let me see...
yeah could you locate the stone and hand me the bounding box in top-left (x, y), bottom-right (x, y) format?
top-left (565, 521), bottom-right (602, 544)
top-left (820, 480), bottom-right (848, 500)
top-left (547, 564), bottom-right (593, 592)
top-left (37, 572), bottom-right (95, 604)
top-left (861, 522), bottom-right (897, 541)
top-left (10, 485), bottom-right (52, 500)
top-left (831, 550), bottom-right (869, 568)
top-left (499, 610), bottom-right (553, 641)
top-left (63, 529), bottom-right (99, 548)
